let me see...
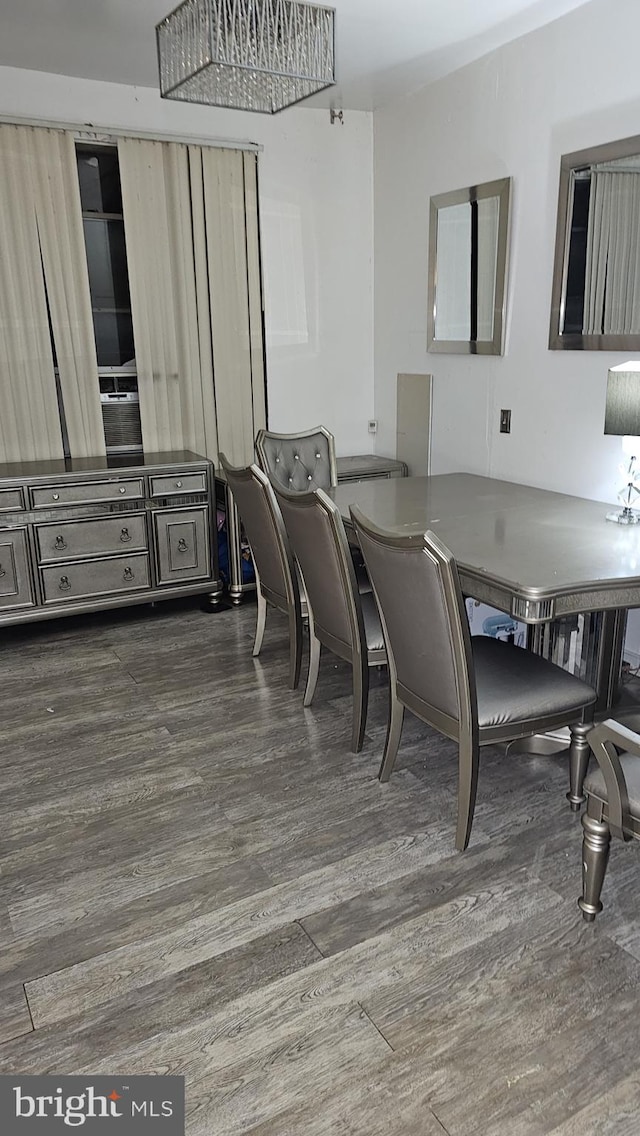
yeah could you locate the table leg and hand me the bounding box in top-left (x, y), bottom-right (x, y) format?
top-left (506, 610), bottom-right (628, 775)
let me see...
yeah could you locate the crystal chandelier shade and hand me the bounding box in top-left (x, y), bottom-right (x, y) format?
top-left (157, 0), bottom-right (336, 114)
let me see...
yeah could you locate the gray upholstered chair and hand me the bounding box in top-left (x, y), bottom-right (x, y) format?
top-left (255, 425), bottom-right (338, 493)
top-left (274, 485), bottom-right (386, 752)
top-left (578, 719), bottom-right (640, 921)
top-left (219, 453), bottom-right (303, 690)
top-left (350, 507), bottom-right (597, 851)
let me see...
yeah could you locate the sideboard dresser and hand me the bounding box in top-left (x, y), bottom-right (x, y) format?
top-left (0, 450), bottom-right (222, 626)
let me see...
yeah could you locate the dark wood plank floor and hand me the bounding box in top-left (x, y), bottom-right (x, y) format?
top-left (0, 597), bottom-right (639, 1134)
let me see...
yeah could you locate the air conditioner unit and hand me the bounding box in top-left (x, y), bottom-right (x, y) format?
top-left (99, 374), bottom-right (143, 455)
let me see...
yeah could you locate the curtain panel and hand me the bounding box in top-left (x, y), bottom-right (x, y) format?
top-left (583, 168), bottom-right (640, 336)
top-left (0, 125), bottom-right (64, 462)
top-left (118, 138), bottom-right (265, 466)
top-left (0, 124), bottom-right (105, 463)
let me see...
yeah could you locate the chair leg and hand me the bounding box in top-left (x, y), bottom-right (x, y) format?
top-left (351, 660), bottom-right (370, 753)
top-left (578, 807), bottom-right (611, 922)
top-left (378, 686), bottom-right (404, 782)
top-left (303, 633), bottom-right (321, 707)
top-left (567, 721), bottom-right (591, 812)
top-left (287, 609), bottom-right (303, 690)
top-left (455, 737), bottom-right (480, 852)
top-left (252, 589), bottom-right (267, 657)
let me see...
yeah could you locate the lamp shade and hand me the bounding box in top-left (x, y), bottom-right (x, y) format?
top-left (604, 361), bottom-right (640, 436)
top-left (156, 0), bottom-right (336, 115)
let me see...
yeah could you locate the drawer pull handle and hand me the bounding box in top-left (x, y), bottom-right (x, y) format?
top-left (119, 486), bottom-right (127, 494)
top-left (177, 538), bottom-right (189, 553)
top-left (120, 527), bottom-right (132, 543)
top-left (123, 567), bottom-right (135, 581)
top-left (54, 535), bottom-right (67, 551)
top-left (0, 565), bottom-right (5, 578)
top-left (58, 575), bottom-right (71, 592)
top-left (52, 493), bottom-right (60, 501)
top-left (175, 480), bottom-right (183, 488)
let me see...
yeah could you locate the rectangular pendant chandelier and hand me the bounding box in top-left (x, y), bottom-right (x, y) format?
top-left (157, 0), bottom-right (336, 115)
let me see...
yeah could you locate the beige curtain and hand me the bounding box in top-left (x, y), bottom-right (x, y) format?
top-left (118, 138), bottom-right (265, 466)
top-left (27, 127), bottom-right (105, 457)
top-left (118, 137), bottom-right (213, 457)
top-left (584, 166), bottom-right (640, 335)
top-left (0, 124), bottom-right (105, 462)
top-left (0, 125), bottom-right (64, 462)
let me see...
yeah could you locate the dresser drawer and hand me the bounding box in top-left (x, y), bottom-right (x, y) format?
top-left (0, 487), bottom-right (24, 512)
top-left (31, 479), bottom-right (144, 508)
top-left (0, 528), bottom-right (34, 609)
top-left (36, 514), bottom-right (148, 564)
top-left (40, 554), bottom-right (150, 604)
top-left (150, 472), bottom-right (207, 497)
top-left (154, 508), bottom-right (210, 584)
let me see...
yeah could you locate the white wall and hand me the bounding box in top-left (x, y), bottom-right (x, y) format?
top-left (373, 0), bottom-right (640, 501)
top-left (0, 66), bottom-right (374, 456)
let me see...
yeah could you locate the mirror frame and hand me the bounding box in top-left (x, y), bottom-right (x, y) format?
top-left (427, 176), bottom-right (511, 356)
top-left (549, 132), bottom-right (640, 351)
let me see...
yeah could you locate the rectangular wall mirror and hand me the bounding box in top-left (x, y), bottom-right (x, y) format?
top-left (550, 132), bottom-right (640, 350)
top-left (427, 176), bottom-right (511, 355)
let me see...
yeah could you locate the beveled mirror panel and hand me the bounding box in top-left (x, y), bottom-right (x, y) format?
top-left (427, 177), bottom-right (511, 355)
top-left (550, 133), bottom-right (640, 350)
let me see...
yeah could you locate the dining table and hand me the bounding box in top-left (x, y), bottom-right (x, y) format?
top-left (330, 472), bottom-right (640, 715)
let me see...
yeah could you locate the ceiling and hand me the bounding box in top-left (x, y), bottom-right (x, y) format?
top-left (0, 0), bottom-right (593, 111)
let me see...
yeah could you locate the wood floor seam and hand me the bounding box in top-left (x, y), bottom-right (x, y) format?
top-left (295, 918), bottom-right (327, 959)
top-left (22, 983), bottom-right (36, 1034)
top-left (0, 601), bottom-right (639, 1133)
top-left (427, 1105), bottom-right (452, 1135)
top-left (356, 1001), bottom-right (395, 1053)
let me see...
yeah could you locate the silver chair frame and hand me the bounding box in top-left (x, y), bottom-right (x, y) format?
top-left (351, 506), bottom-right (595, 851)
top-left (255, 425), bottom-right (338, 489)
top-left (275, 485), bottom-right (385, 752)
top-left (219, 454), bottom-right (304, 690)
top-left (579, 718), bottom-right (640, 921)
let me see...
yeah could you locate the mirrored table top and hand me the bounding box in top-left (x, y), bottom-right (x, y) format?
top-left (331, 473), bottom-right (640, 620)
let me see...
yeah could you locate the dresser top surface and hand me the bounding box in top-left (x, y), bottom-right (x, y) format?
top-left (0, 451), bottom-right (209, 484)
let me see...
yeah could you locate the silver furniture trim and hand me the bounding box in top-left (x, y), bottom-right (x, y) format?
top-left (36, 513), bottom-right (148, 563)
top-left (331, 473), bottom-right (640, 714)
top-left (549, 132), bottom-right (640, 351)
top-left (255, 425), bottom-right (338, 491)
top-left (336, 454), bottom-right (408, 482)
top-left (0, 488), bottom-right (24, 512)
top-left (220, 454), bottom-right (304, 690)
top-left (350, 508), bottom-right (595, 849)
top-left (31, 479), bottom-right (145, 508)
top-left (0, 528), bottom-right (34, 610)
top-left (579, 719), bottom-right (640, 921)
top-left (427, 176), bottom-right (511, 356)
top-left (218, 447), bottom-right (404, 605)
top-left (0, 451), bottom-right (222, 626)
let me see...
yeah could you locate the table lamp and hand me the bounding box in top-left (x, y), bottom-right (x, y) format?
top-left (604, 360), bottom-right (640, 523)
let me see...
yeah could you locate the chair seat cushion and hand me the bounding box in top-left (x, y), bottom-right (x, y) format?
top-left (361, 591), bottom-right (385, 653)
top-left (473, 636), bottom-right (596, 731)
top-left (585, 753), bottom-right (640, 818)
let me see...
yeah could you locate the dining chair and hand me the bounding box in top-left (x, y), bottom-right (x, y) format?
top-left (219, 453), bottom-right (303, 690)
top-left (274, 485), bottom-right (386, 751)
top-left (578, 718), bottom-right (640, 921)
top-left (255, 425), bottom-right (338, 492)
top-left (350, 507), bottom-right (598, 851)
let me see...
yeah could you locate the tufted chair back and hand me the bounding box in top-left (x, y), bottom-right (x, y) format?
top-left (255, 426), bottom-right (337, 493)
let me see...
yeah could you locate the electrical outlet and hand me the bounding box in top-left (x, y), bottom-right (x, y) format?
top-left (368, 419), bottom-right (378, 434)
top-left (500, 408), bottom-right (511, 434)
